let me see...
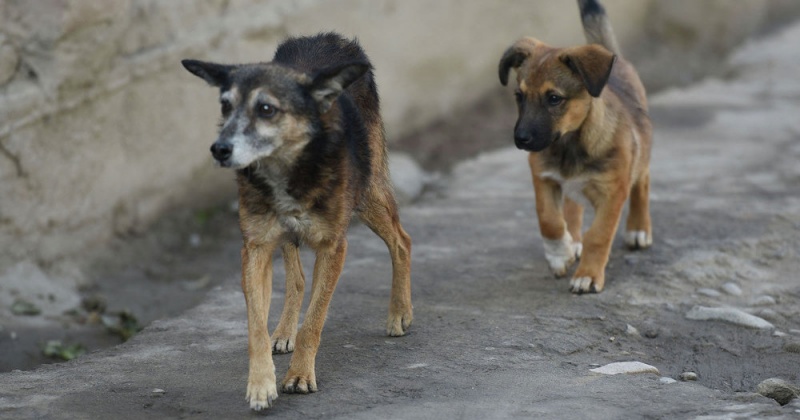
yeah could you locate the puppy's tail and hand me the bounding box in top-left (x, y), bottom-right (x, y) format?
top-left (577, 0), bottom-right (621, 55)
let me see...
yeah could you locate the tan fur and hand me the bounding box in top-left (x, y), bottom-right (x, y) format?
top-left (502, 27), bottom-right (652, 294)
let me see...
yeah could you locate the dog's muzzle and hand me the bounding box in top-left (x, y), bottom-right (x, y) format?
top-left (514, 132), bottom-right (550, 152)
top-left (210, 141), bottom-right (233, 165)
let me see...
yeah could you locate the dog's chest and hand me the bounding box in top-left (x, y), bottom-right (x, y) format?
top-left (259, 173), bottom-right (312, 234)
top-left (540, 171), bottom-right (591, 207)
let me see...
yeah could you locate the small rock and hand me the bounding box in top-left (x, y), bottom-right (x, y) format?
top-left (188, 233), bottom-right (201, 247)
top-left (756, 378), bottom-right (800, 406)
top-left (751, 295), bottom-right (776, 306)
top-left (625, 324), bottom-right (640, 337)
top-left (659, 377), bottom-right (678, 384)
top-left (774, 331), bottom-right (788, 337)
top-left (783, 342), bottom-right (800, 354)
top-left (721, 282), bottom-right (743, 296)
top-left (686, 306), bottom-right (774, 330)
top-left (152, 388), bottom-right (165, 394)
top-left (680, 372), bottom-right (698, 381)
top-left (389, 153), bottom-right (429, 205)
top-left (697, 288), bottom-right (722, 298)
top-left (590, 361), bottom-right (660, 376)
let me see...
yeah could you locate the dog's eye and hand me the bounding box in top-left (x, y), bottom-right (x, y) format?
top-left (257, 103), bottom-right (278, 119)
top-left (547, 94), bottom-right (564, 106)
top-left (220, 100), bottom-right (232, 116)
top-left (514, 90), bottom-right (524, 103)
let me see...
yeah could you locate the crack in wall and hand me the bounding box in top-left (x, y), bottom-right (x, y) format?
top-left (0, 139), bottom-right (26, 177)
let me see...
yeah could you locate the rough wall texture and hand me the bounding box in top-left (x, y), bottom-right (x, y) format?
top-left (0, 0), bottom-right (798, 284)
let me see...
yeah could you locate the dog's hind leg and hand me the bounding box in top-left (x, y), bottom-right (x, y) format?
top-left (625, 169), bottom-right (652, 249)
top-left (272, 243), bottom-right (306, 354)
top-left (282, 237), bottom-right (347, 394)
top-left (242, 243), bottom-right (279, 411)
top-left (359, 185), bottom-right (413, 337)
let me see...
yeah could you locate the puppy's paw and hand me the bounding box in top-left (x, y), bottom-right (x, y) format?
top-left (386, 309), bottom-right (413, 337)
top-left (272, 335), bottom-right (295, 354)
top-left (569, 276), bottom-right (604, 294)
top-left (246, 377), bottom-right (278, 412)
top-left (282, 372), bottom-right (318, 394)
top-left (543, 233), bottom-right (582, 277)
top-left (625, 230), bottom-right (652, 250)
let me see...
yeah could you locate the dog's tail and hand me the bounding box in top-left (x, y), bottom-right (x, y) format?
top-left (577, 0), bottom-right (621, 55)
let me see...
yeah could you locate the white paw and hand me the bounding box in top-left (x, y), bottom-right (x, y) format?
top-left (569, 276), bottom-right (601, 294)
top-left (247, 379), bottom-right (278, 411)
top-left (543, 232), bottom-right (582, 277)
top-left (625, 230), bottom-right (652, 249)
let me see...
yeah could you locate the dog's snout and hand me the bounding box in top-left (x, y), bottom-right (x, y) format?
top-left (210, 142), bottom-right (233, 162)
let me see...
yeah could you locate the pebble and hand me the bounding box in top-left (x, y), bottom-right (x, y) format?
top-left (680, 372), bottom-right (698, 381)
top-left (152, 388), bottom-right (165, 394)
top-left (659, 377), bottom-right (678, 384)
top-left (697, 288), bottom-right (722, 298)
top-left (774, 331), bottom-right (788, 337)
top-left (589, 361), bottom-right (660, 376)
top-left (756, 378), bottom-right (800, 405)
top-left (188, 233), bottom-right (201, 247)
top-left (751, 295), bottom-right (776, 306)
top-left (625, 324), bottom-right (640, 337)
top-left (685, 306), bottom-right (774, 330)
top-left (721, 282), bottom-right (743, 296)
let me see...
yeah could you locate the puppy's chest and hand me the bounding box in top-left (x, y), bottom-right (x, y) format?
top-left (540, 171), bottom-right (592, 208)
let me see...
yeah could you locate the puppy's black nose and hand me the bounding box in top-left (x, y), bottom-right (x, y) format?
top-left (210, 142), bottom-right (233, 162)
top-left (514, 132), bottom-right (533, 150)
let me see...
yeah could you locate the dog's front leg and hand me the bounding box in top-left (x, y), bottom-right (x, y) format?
top-left (570, 187), bottom-right (627, 293)
top-left (282, 237), bottom-right (347, 394)
top-left (272, 243), bottom-right (306, 353)
top-left (531, 167), bottom-right (581, 276)
top-left (242, 243), bottom-right (278, 411)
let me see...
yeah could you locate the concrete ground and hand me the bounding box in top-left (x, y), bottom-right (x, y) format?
top-left (3, 22), bottom-right (800, 420)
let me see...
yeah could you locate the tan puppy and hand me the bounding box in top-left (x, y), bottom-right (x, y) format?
top-left (498, 0), bottom-right (652, 293)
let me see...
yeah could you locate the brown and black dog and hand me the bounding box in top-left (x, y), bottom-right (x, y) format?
top-left (498, 0), bottom-right (652, 293)
top-left (182, 33), bottom-right (412, 411)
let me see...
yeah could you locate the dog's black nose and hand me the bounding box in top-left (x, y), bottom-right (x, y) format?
top-left (210, 142), bottom-right (233, 162)
top-left (514, 132), bottom-right (533, 150)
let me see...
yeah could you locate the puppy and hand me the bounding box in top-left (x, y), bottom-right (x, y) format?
top-left (182, 32), bottom-right (413, 411)
top-left (498, 0), bottom-right (652, 293)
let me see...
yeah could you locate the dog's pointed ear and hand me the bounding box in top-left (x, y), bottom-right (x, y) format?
top-left (181, 59), bottom-right (234, 87)
top-left (307, 61), bottom-right (370, 113)
top-left (558, 45), bottom-right (616, 97)
top-left (498, 37), bottom-right (542, 86)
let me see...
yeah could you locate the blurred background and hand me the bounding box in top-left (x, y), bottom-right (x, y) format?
top-left (2, 0), bottom-right (800, 370)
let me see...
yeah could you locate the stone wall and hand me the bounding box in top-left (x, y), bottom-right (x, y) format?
top-left (0, 0), bottom-right (798, 284)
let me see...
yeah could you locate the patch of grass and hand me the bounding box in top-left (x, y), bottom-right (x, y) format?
top-left (42, 340), bottom-right (86, 361)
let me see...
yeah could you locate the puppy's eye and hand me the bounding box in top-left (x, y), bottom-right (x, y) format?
top-left (514, 90), bottom-right (524, 103)
top-left (547, 94), bottom-right (564, 106)
top-left (257, 103), bottom-right (278, 119)
top-left (220, 100), bottom-right (232, 116)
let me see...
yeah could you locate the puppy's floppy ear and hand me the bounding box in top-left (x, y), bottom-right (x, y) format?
top-left (498, 37), bottom-right (542, 86)
top-left (307, 61), bottom-right (370, 113)
top-left (181, 59), bottom-right (235, 87)
top-left (558, 45), bottom-right (616, 97)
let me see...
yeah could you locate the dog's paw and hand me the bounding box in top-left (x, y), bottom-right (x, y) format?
top-left (625, 230), bottom-right (652, 250)
top-left (386, 309), bottom-right (413, 337)
top-left (282, 372), bottom-right (318, 394)
top-left (272, 335), bottom-right (295, 354)
top-left (246, 378), bottom-right (278, 412)
top-left (569, 276), bottom-right (604, 294)
top-left (543, 233), bottom-right (582, 277)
